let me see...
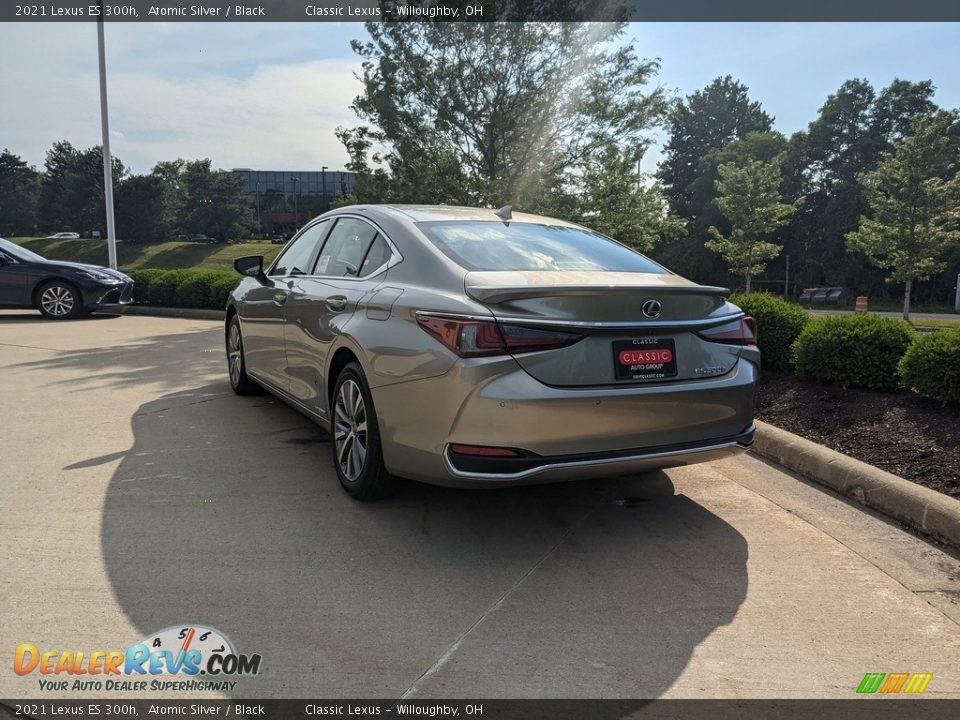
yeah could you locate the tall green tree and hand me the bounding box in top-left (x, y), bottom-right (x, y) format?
top-left (178, 160), bottom-right (251, 240)
top-left (705, 155), bottom-right (797, 292)
top-left (783, 78), bottom-right (936, 294)
top-left (115, 174), bottom-right (175, 242)
top-left (660, 130), bottom-right (788, 283)
top-left (573, 142), bottom-right (685, 252)
top-left (658, 76), bottom-right (773, 219)
top-left (39, 141), bottom-right (125, 234)
top-left (0, 150), bottom-right (40, 235)
top-left (340, 22), bottom-right (666, 211)
top-left (846, 112), bottom-right (960, 320)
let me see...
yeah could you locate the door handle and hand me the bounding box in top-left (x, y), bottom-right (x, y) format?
top-left (325, 295), bottom-right (348, 312)
top-left (273, 292), bottom-right (288, 305)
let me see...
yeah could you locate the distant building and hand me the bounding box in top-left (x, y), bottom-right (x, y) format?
top-left (230, 168), bottom-right (359, 234)
top-left (230, 168), bottom-right (357, 202)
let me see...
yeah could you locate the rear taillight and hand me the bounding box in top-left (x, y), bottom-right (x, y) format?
top-left (697, 316), bottom-right (757, 346)
top-left (416, 314), bottom-right (582, 357)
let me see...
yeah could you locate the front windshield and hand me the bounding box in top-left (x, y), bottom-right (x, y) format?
top-left (0, 237), bottom-right (46, 263)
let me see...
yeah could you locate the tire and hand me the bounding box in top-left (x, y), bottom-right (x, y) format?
top-left (331, 362), bottom-right (393, 500)
top-left (225, 314), bottom-right (259, 395)
top-left (36, 280), bottom-right (82, 319)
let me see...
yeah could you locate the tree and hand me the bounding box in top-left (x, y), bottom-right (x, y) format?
top-left (178, 160), bottom-right (251, 240)
top-left (340, 22), bottom-right (666, 210)
top-left (0, 150), bottom-right (40, 235)
top-left (783, 79), bottom-right (936, 295)
top-left (658, 76), bottom-right (773, 218)
top-left (660, 130), bottom-right (788, 283)
top-left (574, 142), bottom-right (685, 252)
top-left (115, 174), bottom-right (175, 242)
top-left (39, 141), bottom-right (125, 234)
top-left (846, 112), bottom-right (960, 320)
top-left (705, 155), bottom-right (797, 292)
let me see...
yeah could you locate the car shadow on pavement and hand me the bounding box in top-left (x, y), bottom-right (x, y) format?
top-left (98, 381), bottom-right (748, 700)
top-left (0, 311), bottom-right (121, 322)
top-left (8, 325), bottom-right (223, 391)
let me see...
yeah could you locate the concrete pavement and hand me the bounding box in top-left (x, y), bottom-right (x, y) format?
top-left (2, 309), bottom-right (960, 700)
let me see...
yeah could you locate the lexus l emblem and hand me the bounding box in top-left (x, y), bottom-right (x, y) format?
top-left (641, 299), bottom-right (662, 319)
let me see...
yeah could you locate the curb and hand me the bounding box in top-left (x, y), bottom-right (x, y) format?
top-left (752, 419), bottom-right (960, 549)
top-left (115, 305), bottom-right (225, 321)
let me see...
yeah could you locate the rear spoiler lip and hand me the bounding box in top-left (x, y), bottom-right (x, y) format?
top-left (416, 309), bottom-right (747, 333)
top-left (465, 283), bottom-right (731, 304)
top-left (490, 311), bottom-right (746, 332)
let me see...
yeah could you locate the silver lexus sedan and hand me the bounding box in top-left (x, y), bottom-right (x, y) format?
top-left (226, 205), bottom-right (758, 499)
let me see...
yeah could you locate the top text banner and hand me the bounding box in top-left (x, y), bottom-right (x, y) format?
top-left (4, 0), bottom-right (960, 22)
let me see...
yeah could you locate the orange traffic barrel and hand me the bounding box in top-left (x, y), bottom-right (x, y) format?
top-left (855, 295), bottom-right (868, 313)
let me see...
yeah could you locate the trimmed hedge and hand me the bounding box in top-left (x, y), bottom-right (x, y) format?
top-left (730, 292), bottom-right (809, 371)
top-left (899, 329), bottom-right (960, 405)
top-left (791, 314), bottom-right (914, 391)
top-left (125, 268), bottom-right (239, 310)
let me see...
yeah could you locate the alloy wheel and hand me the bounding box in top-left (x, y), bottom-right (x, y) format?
top-left (40, 285), bottom-right (75, 316)
top-left (334, 378), bottom-right (368, 482)
top-left (228, 322), bottom-right (242, 387)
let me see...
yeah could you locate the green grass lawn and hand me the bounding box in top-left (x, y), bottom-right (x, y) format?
top-left (13, 237), bottom-right (283, 273)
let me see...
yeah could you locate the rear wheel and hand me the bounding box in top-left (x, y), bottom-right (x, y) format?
top-left (331, 362), bottom-right (393, 500)
top-left (226, 314), bottom-right (259, 395)
top-left (37, 281), bottom-right (82, 319)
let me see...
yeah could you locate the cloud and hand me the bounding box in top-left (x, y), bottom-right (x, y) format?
top-left (110, 59), bottom-right (363, 172)
top-left (0, 23), bottom-right (364, 174)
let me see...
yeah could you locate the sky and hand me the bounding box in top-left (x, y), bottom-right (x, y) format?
top-left (1, 22), bottom-right (958, 176)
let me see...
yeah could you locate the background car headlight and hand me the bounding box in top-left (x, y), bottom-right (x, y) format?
top-left (77, 270), bottom-right (121, 283)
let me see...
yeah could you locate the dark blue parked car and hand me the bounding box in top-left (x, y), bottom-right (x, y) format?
top-left (0, 237), bottom-right (133, 319)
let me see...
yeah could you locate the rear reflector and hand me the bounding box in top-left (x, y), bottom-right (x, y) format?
top-left (697, 316), bottom-right (757, 346)
top-left (417, 314), bottom-right (582, 357)
top-left (449, 444), bottom-right (520, 457)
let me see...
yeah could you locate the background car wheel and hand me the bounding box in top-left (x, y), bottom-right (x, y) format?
top-left (226, 315), bottom-right (259, 395)
top-left (36, 280), bottom-right (81, 319)
top-left (331, 362), bottom-right (393, 501)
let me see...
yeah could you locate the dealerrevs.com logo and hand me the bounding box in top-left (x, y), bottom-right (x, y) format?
top-left (857, 672), bottom-right (933, 694)
top-left (14, 625), bottom-right (262, 692)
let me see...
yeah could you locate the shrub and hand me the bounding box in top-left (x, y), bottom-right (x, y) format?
top-left (791, 314), bottom-right (914, 391)
top-left (124, 268), bottom-right (239, 309)
top-left (899, 329), bottom-right (960, 405)
top-left (729, 292), bottom-right (808, 371)
top-left (150, 269), bottom-right (190, 307)
top-left (209, 274), bottom-right (240, 308)
top-left (178, 270), bottom-right (224, 309)
top-left (125, 268), bottom-right (166, 303)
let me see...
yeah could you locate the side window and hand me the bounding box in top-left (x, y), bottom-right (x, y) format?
top-left (314, 218), bottom-right (378, 278)
top-left (358, 234), bottom-right (392, 277)
top-left (270, 220), bottom-right (329, 277)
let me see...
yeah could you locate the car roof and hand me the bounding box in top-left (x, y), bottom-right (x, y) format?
top-left (348, 204), bottom-right (583, 228)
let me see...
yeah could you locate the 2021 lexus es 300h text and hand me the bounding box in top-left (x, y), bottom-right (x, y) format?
top-left (225, 205), bottom-right (758, 499)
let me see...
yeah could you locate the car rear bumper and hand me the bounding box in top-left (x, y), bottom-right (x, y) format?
top-left (440, 426), bottom-right (754, 486)
top-left (373, 354), bottom-right (758, 487)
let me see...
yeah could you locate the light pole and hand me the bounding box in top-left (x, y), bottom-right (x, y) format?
top-left (255, 180), bottom-right (262, 236)
top-left (97, 2), bottom-right (117, 269)
top-left (321, 166), bottom-right (328, 211)
top-left (291, 176), bottom-right (300, 228)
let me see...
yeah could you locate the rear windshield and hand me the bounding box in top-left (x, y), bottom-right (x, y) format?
top-left (416, 221), bottom-right (666, 273)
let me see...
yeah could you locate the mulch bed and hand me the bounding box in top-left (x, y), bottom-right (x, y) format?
top-left (755, 372), bottom-right (960, 498)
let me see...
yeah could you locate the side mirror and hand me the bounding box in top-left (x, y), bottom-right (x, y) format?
top-left (234, 255), bottom-right (266, 281)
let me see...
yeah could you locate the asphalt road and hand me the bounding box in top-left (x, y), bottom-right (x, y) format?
top-left (2, 309), bottom-right (960, 700)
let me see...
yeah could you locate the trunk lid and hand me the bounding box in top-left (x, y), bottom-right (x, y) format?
top-left (464, 270), bottom-right (745, 387)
